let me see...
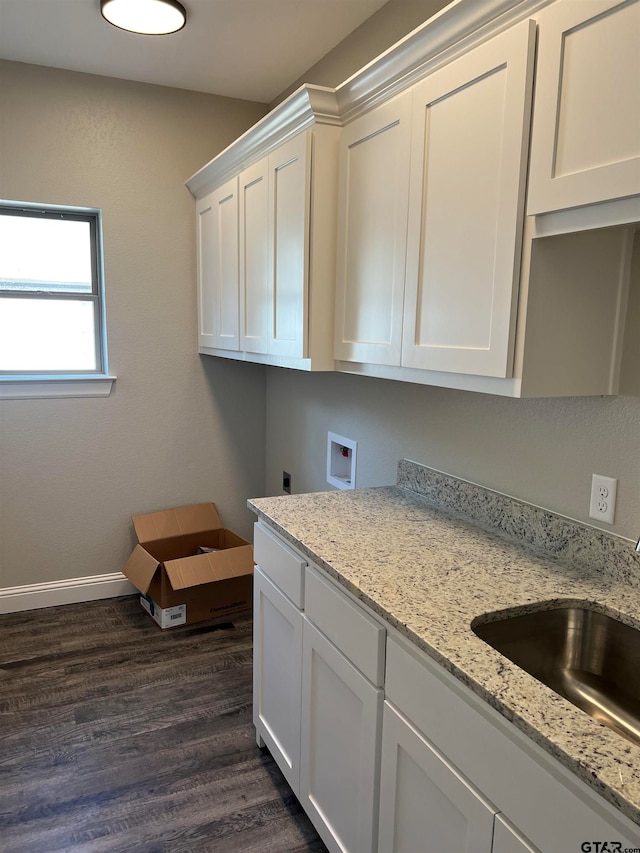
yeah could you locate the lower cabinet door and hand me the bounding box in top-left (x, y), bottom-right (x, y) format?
top-left (378, 701), bottom-right (496, 853)
top-left (253, 567), bottom-right (303, 794)
top-left (300, 618), bottom-right (383, 853)
top-left (492, 814), bottom-right (539, 853)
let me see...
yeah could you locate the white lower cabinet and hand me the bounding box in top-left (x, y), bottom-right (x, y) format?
top-left (253, 523), bottom-right (384, 853)
top-left (492, 815), bottom-right (539, 853)
top-left (378, 701), bottom-right (496, 853)
top-left (253, 523), bottom-right (640, 853)
top-left (300, 619), bottom-right (383, 853)
top-left (385, 633), bottom-right (640, 853)
top-left (378, 700), bottom-right (541, 853)
top-left (252, 567), bottom-right (303, 794)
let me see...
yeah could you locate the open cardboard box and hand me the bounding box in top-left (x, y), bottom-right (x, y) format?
top-left (123, 503), bottom-right (254, 628)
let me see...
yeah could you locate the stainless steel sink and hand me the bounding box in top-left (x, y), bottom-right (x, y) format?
top-left (472, 605), bottom-right (640, 746)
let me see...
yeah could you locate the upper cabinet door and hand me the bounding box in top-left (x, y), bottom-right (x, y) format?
top-left (334, 92), bottom-right (412, 366)
top-left (196, 191), bottom-right (217, 351)
top-left (239, 158), bottom-right (269, 354)
top-left (267, 132), bottom-right (310, 359)
top-left (402, 19), bottom-right (536, 378)
top-left (197, 177), bottom-right (240, 352)
top-left (527, 0), bottom-right (640, 216)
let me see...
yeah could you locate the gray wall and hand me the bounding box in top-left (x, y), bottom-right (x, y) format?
top-left (265, 370), bottom-right (640, 539)
top-left (0, 61), bottom-right (269, 589)
top-left (272, 0), bottom-right (450, 106)
top-left (265, 2), bottom-right (640, 542)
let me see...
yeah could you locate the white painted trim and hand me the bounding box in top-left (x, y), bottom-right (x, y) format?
top-left (0, 573), bottom-right (137, 614)
top-left (185, 85), bottom-right (340, 198)
top-left (199, 345), bottom-right (332, 371)
top-left (186, 1), bottom-right (557, 201)
top-left (0, 376), bottom-right (116, 400)
top-left (531, 196), bottom-right (640, 237)
top-left (335, 0), bottom-right (551, 122)
top-left (335, 360), bottom-right (524, 397)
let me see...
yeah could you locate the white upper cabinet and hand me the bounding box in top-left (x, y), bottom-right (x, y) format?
top-left (334, 92), bottom-right (412, 366)
top-left (196, 177), bottom-right (239, 352)
top-left (267, 132), bottom-right (310, 359)
top-left (187, 86), bottom-right (340, 371)
top-left (237, 134), bottom-right (320, 360)
top-left (402, 20), bottom-right (536, 377)
top-left (190, 0), bottom-right (638, 396)
top-left (335, 19), bottom-right (537, 380)
top-left (239, 158), bottom-right (269, 354)
top-left (527, 0), bottom-right (640, 215)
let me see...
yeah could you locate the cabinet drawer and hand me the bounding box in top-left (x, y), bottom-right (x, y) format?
top-left (253, 522), bottom-right (306, 608)
top-left (305, 565), bottom-right (385, 686)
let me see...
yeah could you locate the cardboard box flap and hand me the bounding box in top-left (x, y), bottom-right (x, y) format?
top-left (132, 503), bottom-right (223, 545)
top-left (164, 546), bottom-right (254, 591)
top-left (122, 544), bottom-right (160, 593)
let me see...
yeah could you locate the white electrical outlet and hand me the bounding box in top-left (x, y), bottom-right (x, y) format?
top-left (589, 474), bottom-right (617, 524)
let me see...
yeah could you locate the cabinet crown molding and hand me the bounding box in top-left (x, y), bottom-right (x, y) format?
top-left (187, 0), bottom-right (555, 198)
top-left (187, 0), bottom-right (552, 197)
top-left (186, 84), bottom-right (340, 198)
top-left (336, 0), bottom-right (550, 120)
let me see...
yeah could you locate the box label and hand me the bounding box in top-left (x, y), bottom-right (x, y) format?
top-left (140, 595), bottom-right (187, 629)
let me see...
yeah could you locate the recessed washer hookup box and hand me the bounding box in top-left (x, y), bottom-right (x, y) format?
top-left (123, 503), bottom-right (254, 628)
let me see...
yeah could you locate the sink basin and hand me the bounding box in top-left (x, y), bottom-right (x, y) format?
top-left (473, 604), bottom-right (640, 746)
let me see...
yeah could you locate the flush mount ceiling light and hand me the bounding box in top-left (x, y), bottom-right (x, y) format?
top-left (100, 0), bottom-right (187, 35)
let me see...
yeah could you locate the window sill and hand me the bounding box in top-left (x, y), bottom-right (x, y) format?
top-left (0, 375), bottom-right (116, 400)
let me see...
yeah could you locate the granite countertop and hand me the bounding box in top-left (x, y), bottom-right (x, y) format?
top-left (248, 463), bottom-right (640, 830)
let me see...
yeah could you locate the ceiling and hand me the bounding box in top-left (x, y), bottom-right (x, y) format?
top-left (0, 0), bottom-right (389, 104)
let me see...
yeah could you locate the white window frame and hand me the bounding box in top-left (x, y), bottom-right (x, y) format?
top-left (0, 200), bottom-right (115, 399)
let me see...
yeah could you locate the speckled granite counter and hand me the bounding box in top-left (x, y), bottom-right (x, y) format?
top-left (248, 461), bottom-right (640, 830)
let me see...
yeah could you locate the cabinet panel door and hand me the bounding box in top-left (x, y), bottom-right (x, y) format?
top-left (196, 191), bottom-right (217, 350)
top-left (197, 177), bottom-right (240, 351)
top-left (253, 567), bottom-right (302, 794)
top-left (493, 815), bottom-right (539, 853)
top-left (300, 619), bottom-right (382, 853)
top-left (402, 20), bottom-right (535, 377)
top-left (334, 92), bottom-right (412, 366)
top-left (239, 159), bottom-right (269, 354)
top-left (527, 0), bottom-right (640, 215)
top-left (378, 702), bottom-right (495, 853)
top-left (268, 132), bottom-right (310, 358)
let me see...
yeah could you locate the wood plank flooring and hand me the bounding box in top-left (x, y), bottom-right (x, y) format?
top-left (0, 596), bottom-right (328, 853)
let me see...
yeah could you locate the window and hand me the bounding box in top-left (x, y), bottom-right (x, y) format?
top-left (0, 202), bottom-right (113, 398)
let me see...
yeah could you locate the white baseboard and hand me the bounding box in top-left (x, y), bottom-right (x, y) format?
top-left (0, 573), bottom-right (137, 614)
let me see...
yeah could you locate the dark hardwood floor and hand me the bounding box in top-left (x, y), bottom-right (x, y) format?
top-left (0, 596), bottom-right (327, 853)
